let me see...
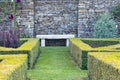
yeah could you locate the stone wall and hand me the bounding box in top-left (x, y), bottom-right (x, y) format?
top-left (34, 0), bottom-right (78, 36)
top-left (78, 0), bottom-right (120, 37)
top-left (15, 0), bottom-right (120, 38)
top-left (16, 0), bottom-right (34, 37)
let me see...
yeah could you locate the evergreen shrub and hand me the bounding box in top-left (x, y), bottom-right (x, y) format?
top-left (69, 38), bottom-right (120, 70)
top-left (0, 38), bottom-right (40, 69)
top-left (88, 52), bottom-right (120, 80)
top-left (0, 54), bottom-right (27, 80)
top-left (92, 13), bottom-right (118, 38)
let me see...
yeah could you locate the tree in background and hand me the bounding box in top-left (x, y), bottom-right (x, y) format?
top-left (92, 12), bottom-right (118, 38)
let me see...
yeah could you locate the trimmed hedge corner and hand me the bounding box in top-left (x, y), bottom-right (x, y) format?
top-left (0, 54), bottom-right (27, 80)
top-left (88, 52), bottom-right (120, 80)
top-left (69, 38), bottom-right (120, 70)
top-left (0, 38), bottom-right (40, 69)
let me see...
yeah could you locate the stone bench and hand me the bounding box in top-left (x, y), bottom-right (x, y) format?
top-left (36, 35), bottom-right (75, 47)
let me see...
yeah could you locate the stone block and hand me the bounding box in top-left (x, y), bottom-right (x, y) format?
top-left (79, 9), bottom-right (88, 13)
top-left (95, 9), bottom-right (105, 13)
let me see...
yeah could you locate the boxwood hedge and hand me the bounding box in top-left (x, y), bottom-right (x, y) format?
top-left (88, 52), bottom-right (120, 80)
top-left (69, 38), bottom-right (120, 70)
top-left (0, 54), bottom-right (27, 80)
top-left (0, 38), bottom-right (40, 69)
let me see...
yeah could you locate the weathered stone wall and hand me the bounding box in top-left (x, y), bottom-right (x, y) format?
top-left (16, 0), bottom-right (34, 37)
top-left (16, 0), bottom-right (120, 38)
top-left (34, 0), bottom-right (78, 36)
top-left (78, 0), bottom-right (120, 37)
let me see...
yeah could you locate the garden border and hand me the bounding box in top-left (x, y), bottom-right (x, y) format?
top-left (0, 54), bottom-right (27, 80)
top-left (0, 38), bottom-right (40, 69)
top-left (88, 52), bottom-right (120, 80)
top-left (69, 38), bottom-right (120, 69)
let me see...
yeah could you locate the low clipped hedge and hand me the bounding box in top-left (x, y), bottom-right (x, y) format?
top-left (88, 52), bottom-right (120, 80)
top-left (0, 38), bottom-right (40, 69)
top-left (82, 39), bottom-right (119, 48)
top-left (69, 38), bottom-right (120, 70)
top-left (0, 54), bottom-right (27, 80)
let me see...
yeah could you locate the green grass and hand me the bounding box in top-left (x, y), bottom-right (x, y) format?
top-left (28, 47), bottom-right (87, 80)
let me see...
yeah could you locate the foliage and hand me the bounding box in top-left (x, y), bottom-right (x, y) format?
top-left (0, 54), bottom-right (27, 80)
top-left (0, 0), bottom-right (21, 48)
top-left (88, 52), bottom-right (120, 80)
top-left (0, 38), bottom-right (40, 69)
top-left (69, 38), bottom-right (120, 70)
top-left (0, 2), bottom-right (13, 21)
top-left (82, 40), bottom-right (119, 48)
top-left (0, 24), bottom-right (20, 48)
top-left (111, 3), bottom-right (120, 19)
top-left (92, 13), bottom-right (118, 38)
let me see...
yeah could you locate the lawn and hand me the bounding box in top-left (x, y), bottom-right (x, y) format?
top-left (28, 47), bottom-right (87, 80)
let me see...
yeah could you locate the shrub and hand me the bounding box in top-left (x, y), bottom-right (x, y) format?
top-left (69, 38), bottom-right (120, 70)
top-left (92, 13), bottom-right (118, 38)
top-left (88, 52), bottom-right (120, 80)
top-left (81, 39), bottom-right (119, 48)
top-left (0, 27), bottom-right (20, 48)
top-left (0, 54), bottom-right (27, 80)
top-left (0, 38), bottom-right (40, 69)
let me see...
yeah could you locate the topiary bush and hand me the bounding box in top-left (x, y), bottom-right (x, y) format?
top-left (92, 13), bottom-right (118, 38)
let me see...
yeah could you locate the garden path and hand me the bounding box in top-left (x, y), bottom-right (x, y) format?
top-left (28, 47), bottom-right (87, 80)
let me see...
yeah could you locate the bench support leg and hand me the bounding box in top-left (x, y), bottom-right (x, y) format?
top-left (41, 39), bottom-right (45, 47)
top-left (66, 39), bottom-right (69, 47)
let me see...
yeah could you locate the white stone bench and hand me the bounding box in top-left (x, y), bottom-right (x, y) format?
top-left (36, 35), bottom-right (75, 47)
